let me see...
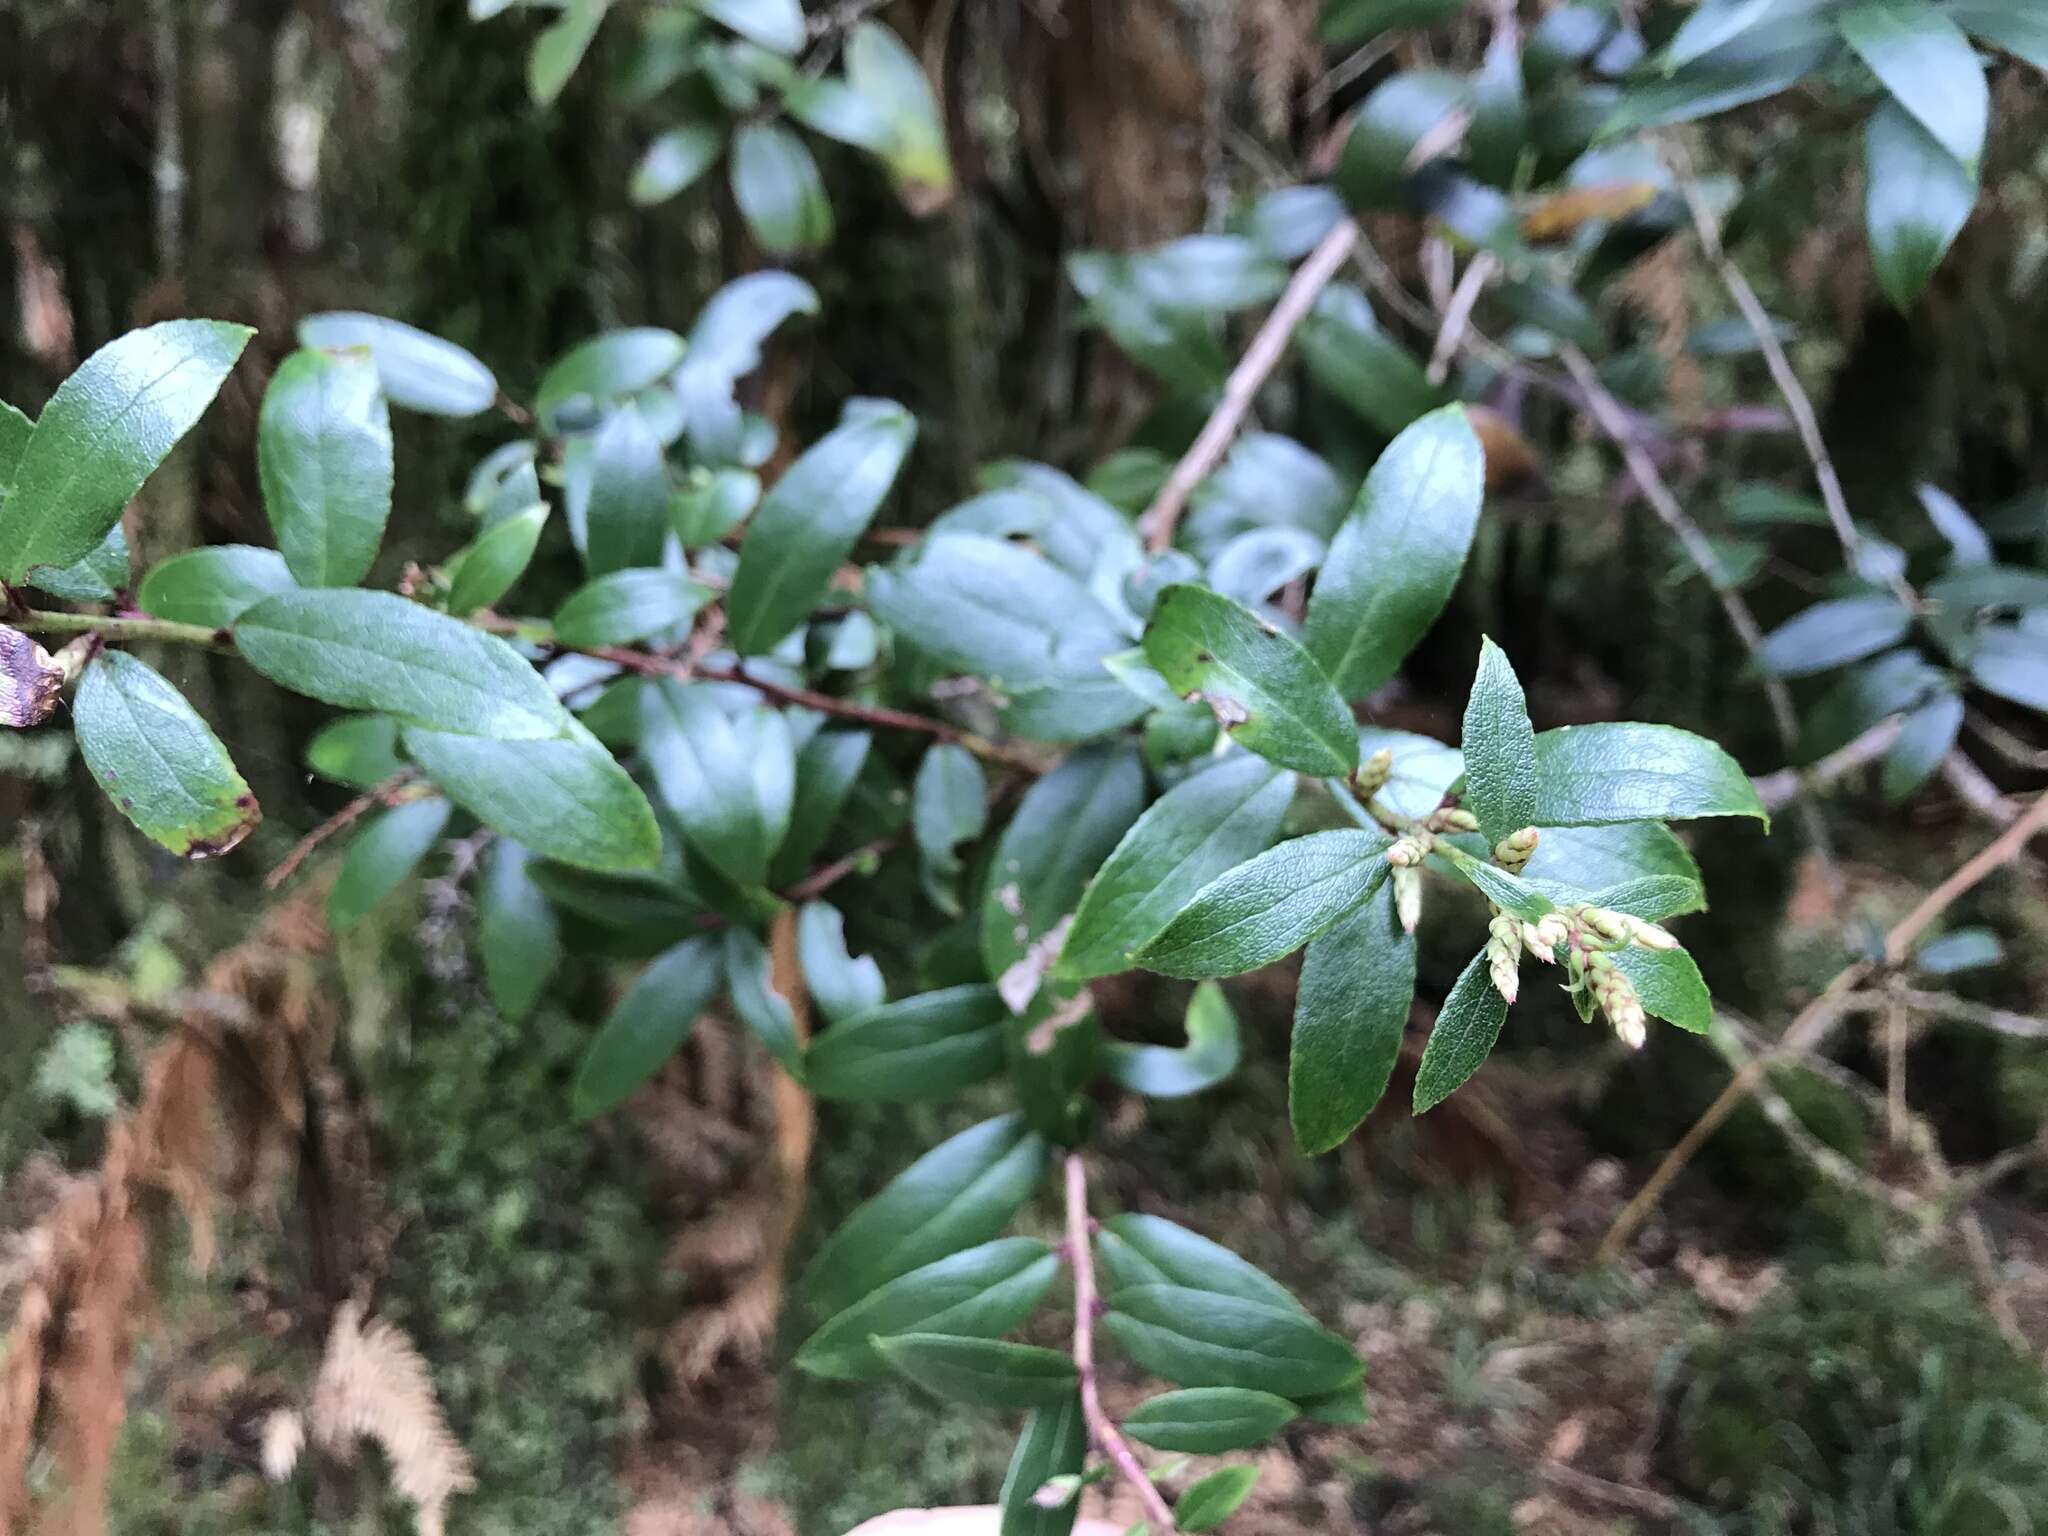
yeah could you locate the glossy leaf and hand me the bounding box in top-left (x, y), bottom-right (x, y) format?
top-left (720, 925), bottom-right (805, 1076)
top-left (1297, 284), bottom-right (1447, 438)
top-left (444, 505), bottom-right (549, 617)
top-left (0, 398), bottom-right (28, 486)
top-left (912, 742), bottom-right (986, 914)
top-left (795, 901), bottom-right (885, 1024)
top-left (1136, 829), bottom-right (1391, 980)
top-left (1883, 690), bottom-right (1964, 799)
top-left (297, 313), bottom-right (497, 417)
top-left (1124, 1388), bottom-right (1297, 1454)
top-left (236, 589), bottom-right (566, 739)
top-left (844, 21), bottom-right (955, 208)
top-left (1291, 883), bottom-right (1414, 1153)
top-left (578, 407), bottom-right (669, 575)
top-left (1143, 585), bottom-right (1358, 777)
top-left (731, 123), bottom-right (833, 254)
top-left (1176, 1466), bottom-right (1261, 1533)
top-left (802, 1113), bottom-right (1047, 1317)
top-left (538, 329), bottom-right (686, 427)
top-left (29, 524), bottom-right (129, 602)
top-left (875, 1335), bottom-right (1077, 1408)
top-left (553, 568), bottom-right (710, 648)
top-left (1839, 0), bottom-right (1988, 170)
top-left (1461, 637), bottom-right (1539, 845)
top-left (1947, 2), bottom-right (2048, 69)
top-left (1613, 945), bottom-right (1713, 1033)
top-left (1337, 71), bottom-right (1469, 210)
top-left (1913, 926), bottom-right (2003, 975)
top-left (999, 1395), bottom-right (1087, 1536)
top-left (1758, 594), bottom-right (1913, 676)
top-left (258, 346), bottom-right (394, 587)
top-left (1353, 727), bottom-right (1465, 821)
top-left (630, 123), bottom-right (722, 205)
top-left (1413, 950), bottom-right (1509, 1113)
top-left (139, 546), bottom-right (295, 628)
top-left (329, 797), bottom-right (451, 932)
top-left (804, 985), bottom-right (1009, 1102)
top-left (0, 320), bottom-right (253, 581)
top-left (478, 840), bottom-right (561, 1023)
top-left (529, 0), bottom-right (605, 105)
top-left (1320, 0), bottom-right (1463, 44)
top-left (1439, 845), bottom-right (1556, 923)
top-left (1096, 1214), bottom-right (1307, 1314)
top-left (1799, 649), bottom-right (1948, 761)
top-left (794, 1237), bottom-right (1057, 1381)
top-left (306, 714), bottom-right (403, 789)
top-left (1865, 100), bottom-right (1975, 311)
top-left (73, 652), bottom-right (259, 859)
top-left (726, 400), bottom-right (915, 654)
top-left (1520, 820), bottom-right (1702, 895)
top-left (401, 719), bottom-right (661, 873)
top-left (572, 936), bottom-right (721, 1118)
top-left (1968, 626), bottom-right (2048, 712)
top-left (693, 0), bottom-right (803, 52)
top-left (1529, 723), bottom-right (1766, 826)
top-left (1106, 982), bottom-right (1242, 1098)
top-left (1102, 1284), bottom-right (1361, 1398)
top-left (1060, 754), bottom-right (1294, 981)
top-left (1305, 405), bottom-right (1486, 700)
top-left (770, 729), bottom-right (871, 885)
top-left (639, 682), bottom-right (794, 887)
top-left (1916, 484), bottom-right (1992, 567)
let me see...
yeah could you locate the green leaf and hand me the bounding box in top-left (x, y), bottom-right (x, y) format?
top-left (529, 0), bottom-right (606, 105)
top-left (1469, 29), bottom-right (1529, 186)
top-left (1613, 945), bottom-right (1713, 1033)
top-left (1413, 949), bottom-right (1508, 1113)
top-left (29, 524), bottom-right (130, 602)
top-left (235, 589), bottom-right (566, 739)
top-left (1529, 723), bottom-right (1766, 827)
top-left (258, 347), bottom-right (394, 587)
top-left (306, 715), bottom-right (403, 789)
top-left (1142, 586), bottom-right (1359, 778)
top-left (1913, 925), bottom-right (2003, 975)
top-left (297, 313), bottom-right (497, 417)
top-left (770, 729), bottom-right (871, 886)
top-left (1297, 284), bottom-right (1447, 438)
top-left (572, 936), bottom-right (721, 1118)
top-left (639, 682), bottom-right (794, 887)
top-left (1883, 690), bottom-right (1963, 799)
top-left (1000, 1395), bottom-right (1087, 1536)
top-left (1096, 1213), bottom-right (1308, 1314)
top-left (1136, 829), bottom-right (1390, 980)
top-left (804, 985), bottom-right (1009, 1102)
top-left (1175, 1466), bottom-right (1261, 1533)
top-left (1320, 0), bottom-right (1464, 44)
top-left (913, 742), bottom-right (987, 914)
top-left (139, 546), bottom-right (295, 628)
top-left (536, 329), bottom-right (686, 427)
top-left (1124, 1388), bottom-right (1297, 1454)
top-left (1840, 0), bottom-right (1987, 171)
top-left (1916, 483), bottom-right (1992, 567)
top-left (0, 398), bottom-right (29, 487)
top-left (1437, 845), bottom-right (1557, 923)
top-left (0, 320), bottom-right (253, 581)
top-left (726, 401), bottom-right (915, 654)
top-left (730, 123), bottom-right (833, 254)
top-left (1967, 626), bottom-right (2048, 712)
top-left (553, 568), bottom-right (710, 648)
top-left (329, 797), bottom-right (451, 932)
top-left (1337, 71), bottom-right (1468, 210)
top-left (866, 534), bottom-right (1143, 741)
top-left (401, 718), bottom-right (661, 873)
top-left (1799, 649), bottom-right (1949, 761)
top-left (672, 468), bottom-right (761, 546)
top-left (693, 0), bottom-right (803, 52)
top-left (721, 925), bottom-right (804, 1076)
top-left (478, 840), bottom-right (561, 1023)
top-left (785, 77), bottom-right (894, 150)
top-left (1305, 404), bottom-right (1485, 700)
top-left (1353, 727), bottom-right (1465, 821)
top-left (630, 123), bottom-right (723, 205)
top-left (73, 651), bottom-right (259, 859)
top-left (1461, 637), bottom-right (1539, 845)
top-left (1947, 1), bottom-right (2048, 70)
top-left (796, 901), bottom-right (885, 1024)
top-left (581, 407), bottom-right (672, 576)
top-left (980, 744), bottom-right (1147, 992)
top-left (1106, 982), bottom-right (1242, 1098)
top-left (1758, 594), bottom-right (1913, 676)
top-left (874, 1335), bottom-right (1077, 1408)
top-left (794, 1237), bottom-right (1057, 1381)
top-left (1291, 882), bottom-right (1414, 1153)
top-left (1656, 0), bottom-right (1778, 71)
top-left (1060, 755), bottom-right (1295, 981)
top-left (844, 20), bottom-right (955, 207)
top-left (1102, 1284), bottom-right (1361, 1398)
top-left (443, 504), bottom-right (549, 617)
top-left (1865, 99), bottom-right (1976, 312)
top-left (1519, 820), bottom-right (1702, 894)
top-left (1066, 251), bottom-right (1230, 393)
top-left (1575, 875), bottom-right (1705, 923)
top-left (801, 1113), bottom-right (1047, 1317)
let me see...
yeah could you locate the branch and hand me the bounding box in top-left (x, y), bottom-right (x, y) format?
top-left (1137, 216), bottom-right (1360, 554)
top-left (1064, 1153), bottom-right (1177, 1534)
top-left (11, 609), bottom-right (230, 651)
top-left (1598, 787), bottom-right (2048, 1260)
top-left (1426, 250), bottom-right (1498, 387)
top-left (264, 770), bottom-right (423, 891)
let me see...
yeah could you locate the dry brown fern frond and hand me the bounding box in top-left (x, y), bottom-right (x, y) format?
top-left (311, 1300), bottom-right (474, 1536)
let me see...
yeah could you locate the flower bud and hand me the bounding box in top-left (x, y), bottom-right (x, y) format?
top-left (1486, 916), bottom-right (1521, 1004)
top-left (1428, 807), bottom-right (1481, 834)
top-left (1393, 865), bottom-right (1423, 933)
top-left (1354, 748), bottom-right (1395, 796)
top-left (1626, 915), bottom-right (1679, 951)
top-left (1493, 826), bottom-right (1539, 874)
top-left (1386, 833), bottom-right (1431, 868)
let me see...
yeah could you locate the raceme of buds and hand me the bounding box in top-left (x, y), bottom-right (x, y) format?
top-left (1354, 747), bottom-right (1395, 796)
top-left (1493, 826), bottom-right (1539, 874)
top-left (1386, 832), bottom-right (1431, 868)
top-left (1392, 865), bottom-right (1423, 933)
top-left (1426, 806), bottom-right (1480, 834)
top-left (1522, 912), bottom-right (1569, 963)
top-left (1590, 964), bottom-right (1647, 1048)
top-left (1486, 910), bottom-right (1522, 1003)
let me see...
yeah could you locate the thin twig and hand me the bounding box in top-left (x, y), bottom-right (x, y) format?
top-left (1879, 988), bottom-right (2048, 1040)
top-left (1940, 749), bottom-right (2018, 826)
top-left (1751, 717), bottom-right (1902, 813)
top-left (1064, 1153), bottom-right (1177, 1534)
top-left (1427, 250), bottom-right (1498, 387)
top-left (1599, 788), bottom-right (2048, 1260)
top-left (1138, 217), bottom-right (1361, 553)
top-left (12, 609), bottom-right (231, 651)
top-left (264, 770), bottom-right (423, 891)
